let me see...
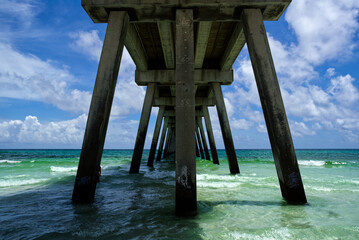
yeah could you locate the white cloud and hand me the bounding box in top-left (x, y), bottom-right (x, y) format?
top-left (226, 0), bottom-right (359, 144)
top-left (0, 115), bottom-right (142, 148)
top-left (0, 42), bottom-right (91, 113)
top-left (328, 74), bottom-right (359, 106)
top-left (231, 118), bottom-right (252, 130)
top-left (0, 0), bottom-right (41, 26)
top-left (69, 30), bottom-right (146, 117)
top-left (0, 115), bottom-right (87, 144)
top-left (70, 30), bottom-right (103, 61)
top-left (285, 0), bottom-right (359, 64)
top-left (290, 121), bottom-right (316, 137)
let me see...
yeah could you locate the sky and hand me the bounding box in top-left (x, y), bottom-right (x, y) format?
top-left (0, 0), bottom-right (359, 149)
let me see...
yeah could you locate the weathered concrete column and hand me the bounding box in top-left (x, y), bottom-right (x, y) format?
top-left (197, 116), bottom-right (210, 160)
top-left (147, 106), bottom-right (165, 166)
top-left (72, 11), bottom-right (129, 203)
top-left (195, 127), bottom-right (205, 159)
top-left (163, 122), bottom-right (172, 158)
top-left (202, 106), bottom-right (219, 164)
top-left (129, 83), bottom-right (156, 173)
top-left (167, 125), bottom-right (176, 156)
top-left (175, 9), bottom-right (197, 216)
top-left (195, 137), bottom-right (200, 157)
top-left (156, 117), bottom-right (169, 161)
top-left (242, 8), bottom-right (307, 204)
top-left (212, 82), bottom-right (240, 174)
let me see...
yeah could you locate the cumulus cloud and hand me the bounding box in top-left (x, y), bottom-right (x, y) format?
top-left (70, 30), bottom-right (103, 61)
top-left (0, 115), bottom-right (87, 145)
top-left (285, 0), bottom-right (359, 64)
top-left (0, 42), bottom-right (91, 113)
top-left (0, 115), bottom-right (141, 148)
top-left (224, 0), bottom-right (359, 142)
top-left (0, 28), bottom-right (145, 116)
top-left (69, 30), bottom-right (146, 116)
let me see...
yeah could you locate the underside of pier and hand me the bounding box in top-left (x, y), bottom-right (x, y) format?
top-left (73, 0), bottom-right (307, 216)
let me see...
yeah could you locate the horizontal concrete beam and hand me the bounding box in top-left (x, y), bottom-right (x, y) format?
top-left (135, 69), bottom-right (233, 86)
top-left (164, 110), bottom-right (204, 117)
top-left (220, 22), bottom-right (246, 71)
top-left (125, 24), bottom-right (148, 71)
top-left (82, 0), bottom-right (291, 23)
top-left (153, 97), bottom-right (215, 107)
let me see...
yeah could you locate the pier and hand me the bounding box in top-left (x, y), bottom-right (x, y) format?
top-left (73, 0), bottom-right (307, 215)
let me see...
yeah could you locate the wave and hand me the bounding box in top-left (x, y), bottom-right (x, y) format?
top-left (0, 160), bottom-right (21, 164)
top-left (197, 181), bottom-right (242, 188)
top-left (50, 166), bottom-right (77, 173)
top-left (298, 160), bottom-right (326, 166)
top-left (0, 178), bottom-right (48, 187)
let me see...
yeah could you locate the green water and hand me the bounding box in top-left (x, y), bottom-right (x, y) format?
top-left (0, 149), bottom-right (358, 239)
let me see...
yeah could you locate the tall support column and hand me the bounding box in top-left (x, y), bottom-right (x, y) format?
top-left (242, 9), bottom-right (307, 204)
top-left (72, 12), bottom-right (129, 203)
top-left (156, 117), bottom-right (169, 161)
top-left (195, 137), bottom-right (200, 157)
top-left (147, 106), bottom-right (165, 166)
top-left (163, 123), bottom-right (172, 158)
top-left (130, 83), bottom-right (156, 173)
top-left (167, 125), bottom-right (176, 156)
top-left (197, 116), bottom-right (210, 160)
top-left (195, 128), bottom-right (205, 159)
top-left (202, 106), bottom-right (219, 164)
top-left (175, 9), bottom-right (196, 216)
top-left (212, 83), bottom-right (240, 174)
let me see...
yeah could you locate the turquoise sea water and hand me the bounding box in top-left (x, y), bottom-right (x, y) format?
top-left (0, 149), bottom-right (358, 239)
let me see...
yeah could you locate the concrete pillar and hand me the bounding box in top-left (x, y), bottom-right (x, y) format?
top-left (212, 82), bottom-right (240, 174)
top-left (163, 121), bottom-right (172, 158)
top-left (195, 127), bottom-right (205, 159)
top-left (156, 117), bottom-right (169, 161)
top-left (175, 9), bottom-right (197, 216)
top-left (197, 116), bottom-right (210, 160)
top-left (195, 137), bottom-right (200, 157)
top-left (72, 11), bottom-right (129, 203)
top-left (202, 106), bottom-right (219, 164)
top-left (167, 125), bottom-right (176, 156)
top-left (129, 83), bottom-right (156, 173)
top-left (147, 106), bottom-right (165, 166)
top-left (242, 8), bottom-right (307, 204)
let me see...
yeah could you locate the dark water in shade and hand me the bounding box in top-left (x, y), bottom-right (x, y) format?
top-left (0, 149), bottom-right (359, 239)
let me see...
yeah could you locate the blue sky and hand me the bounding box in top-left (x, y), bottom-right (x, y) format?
top-left (0, 0), bottom-right (359, 149)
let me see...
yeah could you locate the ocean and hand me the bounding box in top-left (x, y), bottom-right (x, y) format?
top-left (0, 149), bottom-right (358, 239)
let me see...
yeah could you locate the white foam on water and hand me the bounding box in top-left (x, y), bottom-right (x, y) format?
top-left (50, 166), bottom-right (77, 173)
top-left (299, 160), bottom-right (326, 167)
top-left (197, 174), bottom-right (246, 181)
top-left (0, 178), bottom-right (48, 187)
top-left (0, 160), bottom-right (21, 164)
top-left (332, 161), bottom-right (347, 165)
top-left (227, 228), bottom-right (291, 240)
top-left (309, 186), bottom-right (333, 192)
top-left (197, 181), bottom-right (242, 188)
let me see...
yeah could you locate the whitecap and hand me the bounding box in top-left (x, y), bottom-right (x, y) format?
top-left (298, 160), bottom-right (325, 167)
top-left (0, 160), bottom-right (21, 164)
top-left (0, 178), bottom-right (48, 187)
top-left (50, 166), bottom-right (77, 173)
top-left (197, 181), bottom-right (242, 188)
top-left (309, 186), bottom-right (333, 192)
